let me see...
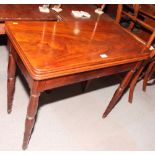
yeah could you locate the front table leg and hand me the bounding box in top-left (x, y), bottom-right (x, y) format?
top-left (7, 53), bottom-right (16, 113)
top-left (102, 62), bottom-right (142, 118)
top-left (22, 90), bottom-right (40, 150)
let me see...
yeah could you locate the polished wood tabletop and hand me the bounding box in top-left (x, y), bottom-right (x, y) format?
top-left (5, 17), bottom-right (149, 80)
top-left (0, 4), bottom-right (58, 22)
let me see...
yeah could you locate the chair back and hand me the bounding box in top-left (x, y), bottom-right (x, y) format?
top-left (116, 4), bottom-right (155, 49)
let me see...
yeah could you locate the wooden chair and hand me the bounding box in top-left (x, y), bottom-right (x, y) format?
top-left (138, 5), bottom-right (155, 91)
top-left (116, 4), bottom-right (155, 103)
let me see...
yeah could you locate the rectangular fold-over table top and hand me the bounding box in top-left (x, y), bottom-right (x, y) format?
top-left (5, 14), bottom-right (149, 80)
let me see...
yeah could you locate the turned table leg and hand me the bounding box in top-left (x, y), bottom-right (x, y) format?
top-left (7, 52), bottom-right (16, 114)
top-left (22, 90), bottom-right (40, 150)
top-left (102, 62), bottom-right (142, 118)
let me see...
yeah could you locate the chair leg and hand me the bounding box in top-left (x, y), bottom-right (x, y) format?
top-left (128, 59), bottom-right (150, 103)
top-left (128, 64), bottom-right (145, 103)
top-left (22, 90), bottom-right (40, 150)
top-left (7, 52), bottom-right (16, 114)
top-left (143, 61), bottom-right (155, 92)
top-left (102, 62), bottom-right (142, 118)
top-left (148, 64), bottom-right (155, 80)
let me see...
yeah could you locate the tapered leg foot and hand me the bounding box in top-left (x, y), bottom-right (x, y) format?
top-left (22, 92), bottom-right (40, 150)
top-left (22, 144), bottom-right (27, 150)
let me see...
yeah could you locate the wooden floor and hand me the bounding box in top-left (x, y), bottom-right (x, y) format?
top-left (0, 45), bottom-right (155, 150)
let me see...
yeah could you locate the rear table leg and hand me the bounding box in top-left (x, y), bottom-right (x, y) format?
top-left (7, 52), bottom-right (16, 114)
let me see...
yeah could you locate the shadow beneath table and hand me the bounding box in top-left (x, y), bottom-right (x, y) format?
top-left (0, 34), bottom-right (7, 46)
top-left (17, 70), bottom-right (128, 135)
top-left (17, 70), bottom-right (126, 108)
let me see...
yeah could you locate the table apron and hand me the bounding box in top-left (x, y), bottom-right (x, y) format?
top-left (37, 62), bottom-right (137, 92)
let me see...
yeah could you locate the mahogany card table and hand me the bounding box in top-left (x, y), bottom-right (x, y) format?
top-left (5, 13), bottom-right (149, 149)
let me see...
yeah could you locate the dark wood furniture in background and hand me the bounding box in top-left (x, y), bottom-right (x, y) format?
top-left (105, 4), bottom-right (118, 18)
top-left (116, 4), bottom-right (155, 103)
top-left (138, 5), bottom-right (155, 92)
top-left (0, 4), bottom-right (58, 44)
top-left (134, 4), bottom-right (155, 91)
top-left (55, 4), bottom-right (101, 21)
top-left (0, 4), bottom-right (58, 22)
top-left (140, 4), bottom-right (155, 19)
top-left (116, 4), bottom-right (155, 102)
top-left (105, 4), bottom-right (155, 43)
top-left (124, 4), bottom-right (155, 44)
